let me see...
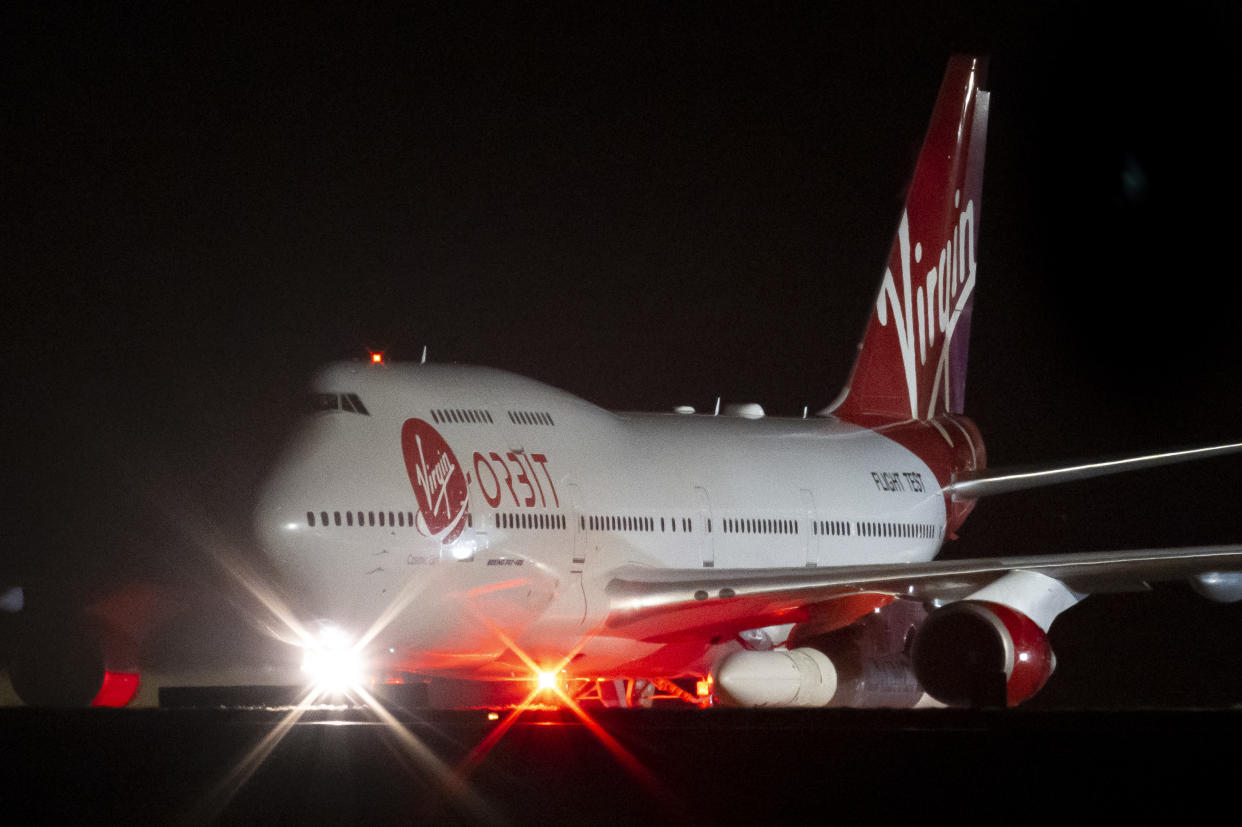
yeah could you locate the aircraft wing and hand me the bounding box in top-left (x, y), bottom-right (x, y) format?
top-left (944, 442), bottom-right (1242, 499)
top-left (603, 545), bottom-right (1242, 643)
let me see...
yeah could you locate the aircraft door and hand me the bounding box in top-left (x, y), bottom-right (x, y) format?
top-left (567, 483), bottom-right (588, 624)
top-left (800, 489), bottom-right (818, 567)
top-left (694, 486), bottom-right (714, 568)
top-left (441, 481), bottom-right (490, 563)
top-left (569, 483), bottom-right (587, 574)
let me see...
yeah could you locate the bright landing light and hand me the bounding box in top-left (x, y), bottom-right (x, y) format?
top-left (300, 626), bottom-right (365, 693)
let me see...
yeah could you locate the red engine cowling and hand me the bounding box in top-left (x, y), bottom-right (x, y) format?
top-left (9, 617), bottom-right (141, 707)
top-left (910, 600), bottom-right (1054, 707)
top-left (10, 621), bottom-right (107, 706)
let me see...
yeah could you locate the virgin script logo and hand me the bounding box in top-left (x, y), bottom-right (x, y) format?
top-left (401, 418), bottom-right (470, 544)
top-left (876, 191), bottom-right (977, 419)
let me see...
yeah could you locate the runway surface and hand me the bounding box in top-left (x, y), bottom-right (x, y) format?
top-left (2, 697), bottom-right (1237, 825)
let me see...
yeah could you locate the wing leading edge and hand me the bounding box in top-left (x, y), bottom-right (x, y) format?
top-left (945, 442), bottom-right (1242, 499)
top-left (603, 545), bottom-right (1242, 643)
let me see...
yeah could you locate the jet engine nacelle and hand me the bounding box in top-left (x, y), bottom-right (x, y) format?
top-left (9, 620), bottom-right (107, 707)
top-left (8, 595), bottom-right (149, 707)
top-left (910, 600), bottom-right (1054, 707)
top-left (1190, 571), bottom-right (1242, 603)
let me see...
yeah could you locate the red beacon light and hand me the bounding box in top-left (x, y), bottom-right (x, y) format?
top-left (369, 350), bottom-right (385, 366)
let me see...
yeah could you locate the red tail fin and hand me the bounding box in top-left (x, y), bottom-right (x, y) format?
top-left (829, 56), bottom-right (989, 425)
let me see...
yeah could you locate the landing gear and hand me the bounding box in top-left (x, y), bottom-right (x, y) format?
top-left (572, 677), bottom-right (708, 708)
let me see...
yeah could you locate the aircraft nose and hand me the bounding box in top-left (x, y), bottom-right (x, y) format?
top-left (254, 460), bottom-right (307, 568)
top-left (254, 417), bottom-right (342, 566)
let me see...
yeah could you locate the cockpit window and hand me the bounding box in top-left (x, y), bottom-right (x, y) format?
top-left (307, 392), bottom-right (370, 415)
top-left (308, 393), bottom-right (339, 413)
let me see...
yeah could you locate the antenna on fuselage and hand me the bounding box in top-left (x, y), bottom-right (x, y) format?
top-left (420, 345), bottom-right (427, 365)
top-left (803, 406), bottom-right (808, 419)
top-left (713, 397), bottom-right (721, 416)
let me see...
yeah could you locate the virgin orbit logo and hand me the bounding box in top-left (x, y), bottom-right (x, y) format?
top-left (401, 418), bottom-right (470, 544)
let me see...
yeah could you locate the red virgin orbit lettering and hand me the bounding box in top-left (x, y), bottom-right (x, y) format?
top-left (831, 56), bottom-right (989, 426)
top-left (401, 418), bottom-right (470, 544)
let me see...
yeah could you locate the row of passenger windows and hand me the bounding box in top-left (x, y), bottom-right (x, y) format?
top-left (585, 515), bottom-right (693, 533)
top-left (508, 410), bottom-right (555, 426)
top-left (306, 510), bottom-right (475, 529)
top-left (717, 518), bottom-right (938, 539)
top-left (425, 408), bottom-right (555, 426)
top-left (722, 517), bottom-right (798, 535)
top-left (856, 521), bottom-right (942, 539)
top-left (496, 512), bottom-right (567, 530)
top-left (305, 509), bottom-right (940, 541)
top-left (430, 408), bottom-right (494, 425)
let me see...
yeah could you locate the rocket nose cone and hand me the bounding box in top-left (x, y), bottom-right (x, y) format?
top-left (711, 649), bottom-right (837, 708)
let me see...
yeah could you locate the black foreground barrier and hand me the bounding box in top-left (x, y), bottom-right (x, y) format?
top-left (2, 704), bottom-right (1238, 825)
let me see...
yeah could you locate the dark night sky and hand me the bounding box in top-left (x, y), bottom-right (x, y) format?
top-left (4, 4), bottom-right (1242, 704)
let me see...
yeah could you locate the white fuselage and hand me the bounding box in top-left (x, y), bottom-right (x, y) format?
top-left (255, 362), bottom-right (947, 679)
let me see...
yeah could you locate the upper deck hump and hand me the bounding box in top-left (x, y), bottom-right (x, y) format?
top-left (616, 410), bottom-right (871, 442)
top-left (308, 361), bottom-right (615, 422)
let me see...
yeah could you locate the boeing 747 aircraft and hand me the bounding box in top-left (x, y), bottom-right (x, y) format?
top-left (249, 56), bottom-right (1242, 709)
top-left (11, 56), bottom-right (1240, 709)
